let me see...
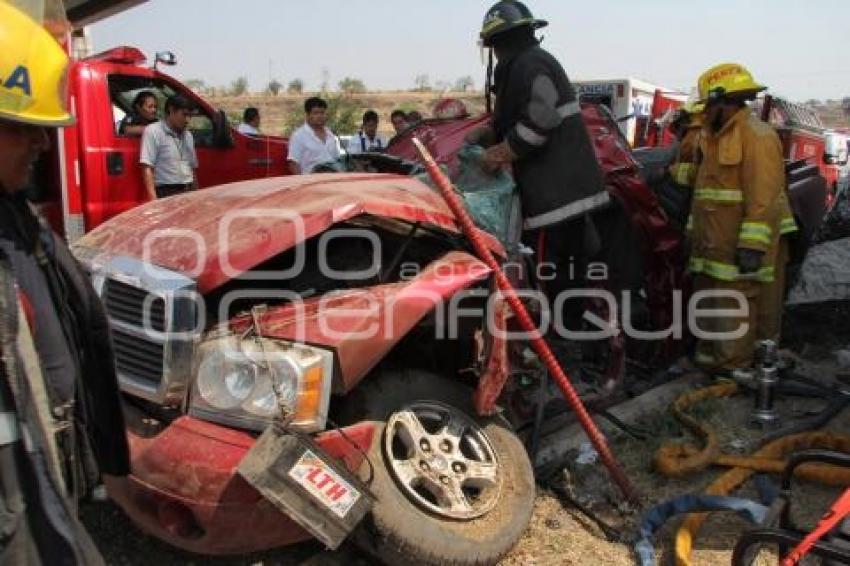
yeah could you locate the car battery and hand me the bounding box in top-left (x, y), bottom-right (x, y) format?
top-left (238, 424), bottom-right (375, 549)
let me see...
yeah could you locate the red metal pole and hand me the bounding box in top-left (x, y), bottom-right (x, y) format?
top-left (782, 488), bottom-right (850, 566)
top-left (413, 138), bottom-right (640, 504)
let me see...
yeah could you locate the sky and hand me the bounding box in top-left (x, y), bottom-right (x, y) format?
top-left (90, 0), bottom-right (850, 102)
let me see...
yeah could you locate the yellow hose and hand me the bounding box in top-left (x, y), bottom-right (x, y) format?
top-left (652, 383), bottom-right (850, 566)
top-left (665, 445), bottom-right (850, 485)
top-left (653, 381), bottom-right (738, 477)
top-left (674, 432), bottom-right (850, 566)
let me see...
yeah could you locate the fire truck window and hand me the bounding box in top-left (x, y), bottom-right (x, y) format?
top-left (108, 76), bottom-right (214, 144)
top-left (108, 76), bottom-right (176, 137)
top-left (188, 113), bottom-right (214, 148)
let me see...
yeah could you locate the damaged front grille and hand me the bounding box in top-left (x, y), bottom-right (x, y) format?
top-left (82, 255), bottom-right (198, 405)
top-left (104, 279), bottom-right (166, 332)
top-left (111, 326), bottom-right (165, 387)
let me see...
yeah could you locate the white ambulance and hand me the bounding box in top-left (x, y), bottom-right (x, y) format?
top-left (573, 78), bottom-right (686, 147)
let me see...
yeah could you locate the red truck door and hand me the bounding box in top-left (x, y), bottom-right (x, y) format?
top-left (190, 111), bottom-right (289, 188)
top-left (66, 48), bottom-right (291, 233)
top-left (96, 71), bottom-right (152, 226)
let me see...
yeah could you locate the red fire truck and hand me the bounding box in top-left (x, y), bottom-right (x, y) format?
top-left (35, 44), bottom-right (289, 242)
top-left (760, 96), bottom-right (842, 203)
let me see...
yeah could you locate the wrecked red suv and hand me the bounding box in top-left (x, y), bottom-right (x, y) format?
top-left (73, 169), bottom-right (536, 564)
top-left (72, 104), bottom-right (824, 564)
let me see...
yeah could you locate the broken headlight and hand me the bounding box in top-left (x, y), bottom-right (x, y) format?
top-left (189, 331), bottom-right (333, 433)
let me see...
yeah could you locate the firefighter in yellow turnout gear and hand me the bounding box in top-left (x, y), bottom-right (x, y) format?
top-left (688, 63), bottom-right (797, 373)
top-left (671, 102), bottom-right (705, 190)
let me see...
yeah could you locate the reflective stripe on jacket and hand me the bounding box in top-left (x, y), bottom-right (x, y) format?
top-left (492, 44), bottom-right (608, 229)
top-left (688, 108), bottom-right (796, 283)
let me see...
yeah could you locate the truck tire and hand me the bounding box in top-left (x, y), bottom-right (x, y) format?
top-left (337, 370), bottom-right (535, 566)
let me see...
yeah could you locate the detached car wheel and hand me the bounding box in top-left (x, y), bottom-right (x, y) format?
top-left (338, 370), bottom-right (535, 566)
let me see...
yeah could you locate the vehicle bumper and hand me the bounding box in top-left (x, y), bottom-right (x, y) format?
top-left (108, 416), bottom-right (375, 555)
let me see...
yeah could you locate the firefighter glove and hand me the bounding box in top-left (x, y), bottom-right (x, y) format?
top-left (735, 248), bottom-right (764, 274)
top-left (482, 140), bottom-right (516, 173)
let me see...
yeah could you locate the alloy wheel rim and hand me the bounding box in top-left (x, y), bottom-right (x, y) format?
top-left (383, 401), bottom-right (503, 520)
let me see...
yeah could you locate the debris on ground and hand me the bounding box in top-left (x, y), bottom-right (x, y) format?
top-left (576, 442), bottom-right (600, 466)
top-left (503, 338), bottom-right (850, 566)
top-left (787, 237), bottom-right (850, 305)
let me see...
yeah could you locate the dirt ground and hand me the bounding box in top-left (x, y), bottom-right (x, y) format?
top-left (82, 338), bottom-right (850, 565)
top-left (503, 395), bottom-right (849, 566)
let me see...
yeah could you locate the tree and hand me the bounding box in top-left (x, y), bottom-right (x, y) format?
top-left (320, 67), bottom-right (330, 93)
top-left (325, 95), bottom-right (360, 134)
top-left (338, 77), bottom-right (367, 94)
top-left (267, 79), bottom-right (282, 96)
top-left (185, 78), bottom-right (206, 92)
top-left (230, 76), bottom-right (249, 96)
top-left (454, 76), bottom-right (474, 92)
top-left (413, 74), bottom-right (431, 92)
top-left (287, 78), bottom-right (304, 95)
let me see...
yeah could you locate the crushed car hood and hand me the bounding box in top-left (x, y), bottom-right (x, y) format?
top-left (76, 173), bottom-right (504, 293)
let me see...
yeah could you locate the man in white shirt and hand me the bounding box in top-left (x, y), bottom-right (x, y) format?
top-left (287, 97), bottom-right (341, 174)
top-left (347, 110), bottom-right (388, 154)
top-left (237, 107), bottom-right (260, 136)
top-left (140, 94), bottom-right (198, 199)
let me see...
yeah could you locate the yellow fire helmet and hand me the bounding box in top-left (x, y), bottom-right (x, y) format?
top-left (698, 62), bottom-right (767, 102)
top-left (682, 101), bottom-right (705, 115)
top-left (0, 1), bottom-right (73, 127)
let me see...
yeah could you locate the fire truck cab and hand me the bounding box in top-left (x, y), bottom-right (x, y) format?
top-left (760, 96), bottom-right (842, 203)
top-left (33, 45), bottom-right (289, 242)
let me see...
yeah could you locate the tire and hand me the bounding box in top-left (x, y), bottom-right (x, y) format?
top-left (337, 370), bottom-right (535, 566)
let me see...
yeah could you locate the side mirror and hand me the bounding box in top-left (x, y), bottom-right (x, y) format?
top-left (212, 110), bottom-right (234, 149)
top-left (824, 153), bottom-right (837, 165)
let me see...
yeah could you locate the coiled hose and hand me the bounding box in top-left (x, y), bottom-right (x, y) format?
top-left (653, 381), bottom-right (739, 477)
top-left (651, 382), bottom-right (850, 566)
top-left (673, 431), bottom-right (850, 566)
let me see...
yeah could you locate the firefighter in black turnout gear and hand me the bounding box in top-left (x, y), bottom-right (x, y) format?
top-left (475, 0), bottom-right (608, 228)
top-left (468, 1), bottom-right (620, 305)
top-left (0, 3), bottom-right (130, 564)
